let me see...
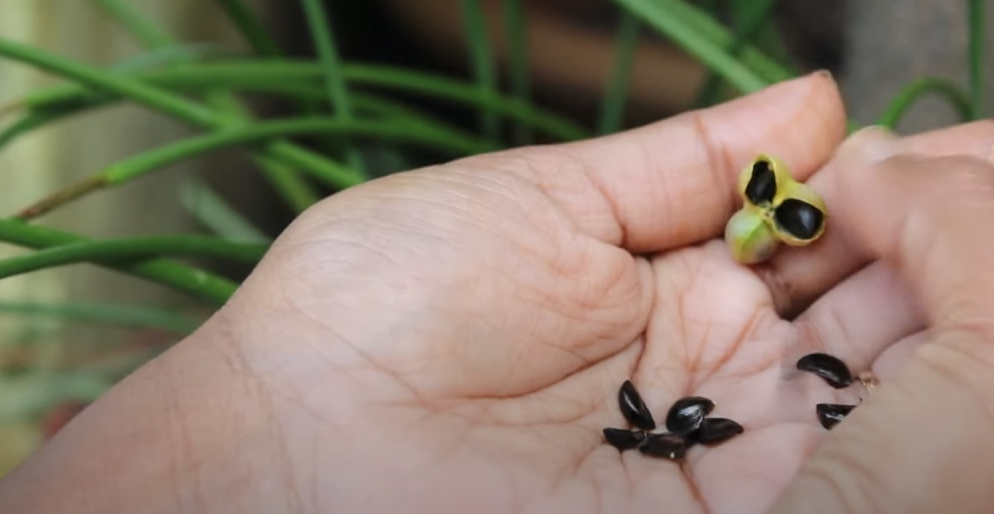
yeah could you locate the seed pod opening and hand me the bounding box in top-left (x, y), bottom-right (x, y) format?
top-left (638, 433), bottom-right (687, 460)
top-left (665, 396), bottom-right (715, 436)
top-left (816, 403), bottom-right (855, 430)
top-left (618, 380), bottom-right (656, 430)
top-left (744, 158), bottom-right (777, 205)
top-left (724, 207), bottom-right (781, 264)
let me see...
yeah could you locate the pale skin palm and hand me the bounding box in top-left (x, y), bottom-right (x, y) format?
top-left (9, 75), bottom-right (994, 514)
top-left (248, 163), bottom-right (886, 514)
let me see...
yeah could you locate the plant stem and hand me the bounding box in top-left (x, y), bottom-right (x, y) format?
top-left (460, 0), bottom-right (501, 144)
top-left (692, 0), bottom-right (780, 108)
top-left (501, 0), bottom-right (532, 145)
top-left (15, 61), bottom-right (590, 141)
top-left (0, 300), bottom-right (202, 335)
top-left (609, 0), bottom-right (771, 93)
top-left (968, 0), bottom-right (986, 119)
top-left (180, 178), bottom-right (273, 244)
top-left (0, 235), bottom-right (268, 280)
top-left (90, 0), bottom-right (176, 48)
top-left (300, 0), bottom-right (367, 174)
top-left (210, 0), bottom-right (283, 57)
top-left (598, 11), bottom-right (640, 135)
top-left (87, 0), bottom-right (322, 211)
top-left (877, 77), bottom-right (973, 128)
top-left (210, 0), bottom-right (339, 152)
top-left (0, 219), bottom-right (238, 304)
top-left (16, 177), bottom-right (104, 220)
top-left (0, 37), bottom-right (363, 190)
top-left (16, 117), bottom-right (496, 220)
top-left (109, 44), bottom-right (234, 74)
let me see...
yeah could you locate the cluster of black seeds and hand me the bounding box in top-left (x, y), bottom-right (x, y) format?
top-left (602, 380), bottom-right (743, 460)
top-left (795, 352), bottom-right (864, 429)
top-left (744, 159), bottom-right (825, 241)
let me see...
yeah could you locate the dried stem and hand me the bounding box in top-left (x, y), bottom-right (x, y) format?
top-left (15, 176), bottom-right (105, 220)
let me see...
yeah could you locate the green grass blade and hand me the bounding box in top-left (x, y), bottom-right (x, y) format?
top-left (0, 235), bottom-right (268, 281)
top-left (7, 61), bottom-right (590, 145)
top-left (180, 178), bottom-right (273, 244)
top-left (877, 77), bottom-right (973, 128)
top-left (597, 11), bottom-right (640, 135)
top-left (300, 0), bottom-right (367, 174)
top-left (501, 0), bottom-right (532, 145)
top-left (0, 219), bottom-right (238, 304)
top-left (692, 0), bottom-right (780, 108)
top-left (17, 116), bottom-right (497, 219)
top-left (609, 0), bottom-right (770, 93)
top-left (0, 300), bottom-right (201, 335)
top-left (100, 118), bottom-right (492, 182)
top-left (460, 0), bottom-right (501, 144)
top-left (89, 0), bottom-right (175, 48)
top-left (211, 0), bottom-right (282, 56)
top-left (109, 44), bottom-right (235, 73)
top-left (968, 0), bottom-right (986, 119)
top-left (0, 38), bottom-right (362, 190)
top-left (88, 0), bottom-right (322, 212)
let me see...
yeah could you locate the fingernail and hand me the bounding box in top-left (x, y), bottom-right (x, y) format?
top-left (811, 69), bottom-right (835, 83)
top-left (839, 125), bottom-right (902, 164)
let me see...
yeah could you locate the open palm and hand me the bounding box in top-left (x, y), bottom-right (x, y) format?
top-left (103, 75), bottom-right (984, 514)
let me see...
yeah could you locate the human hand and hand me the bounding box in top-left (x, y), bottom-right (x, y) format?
top-left (2, 73), bottom-right (993, 514)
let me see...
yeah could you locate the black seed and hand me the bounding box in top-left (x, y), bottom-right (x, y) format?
top-left (602, 427), bottom-right (645, 451)
top-left (774, 198), bottom-right (824, 240)
top-left (638, 433), bottom-right (687, 460)
top-left (796, 353), bottom-right (854, 389)
top-left (745, 159), bottom-right (777, 205)
top-left (665, 396), bottom-right (715, 436)
top-left (691, 418), bottom-right (744, 445)
top-left (816, 403), bottom-right (855, 430)
top-left (618, 380), bottom-right (656, 430)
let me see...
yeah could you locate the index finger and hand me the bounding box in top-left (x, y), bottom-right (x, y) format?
top-left (475, 72), bottom-right (847, 253)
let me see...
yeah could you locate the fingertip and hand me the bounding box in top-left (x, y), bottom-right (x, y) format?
top-left (835, 126), bottom-right (903, 171)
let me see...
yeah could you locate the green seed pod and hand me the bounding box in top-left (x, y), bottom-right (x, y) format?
top-left (727, 154), bottom-right (828, 264)
top-left (724, 206), bottom-right (781, 264)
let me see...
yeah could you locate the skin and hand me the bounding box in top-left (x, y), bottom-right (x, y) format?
top-left (1, 72), bottom-right (994, 514)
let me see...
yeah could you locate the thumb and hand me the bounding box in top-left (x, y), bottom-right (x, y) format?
top-left (770, 127), bottom-right (994, 514)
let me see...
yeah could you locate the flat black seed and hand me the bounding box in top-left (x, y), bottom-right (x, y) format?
top-left (745, 159), bottom-right (777, 205)
top-left (618, 380), bottom-right (656, 430)
top-left (691, 418), bottom-right (744, 445)
top-left (602, 427), bottom-right (645, 451)
top-left (665, 396), bottom-right (715, 436)
top-left (774, 198), bottom-right (824, 240)
top-left (816, 403), bottom-right (855, 430)
top-left (796, 353), bottom-right (854, 389)
top-left (638, 433), bottom-right (688, 460)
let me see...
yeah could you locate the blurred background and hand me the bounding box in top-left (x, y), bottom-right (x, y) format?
top-left (0, 0), bottom-right (989, 476)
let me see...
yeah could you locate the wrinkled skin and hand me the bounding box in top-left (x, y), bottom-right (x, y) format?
top-left (5, 74), bottom-right (994, 514)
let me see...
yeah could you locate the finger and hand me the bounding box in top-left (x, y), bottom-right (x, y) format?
top-left (480, 71), bottom-right (847, 253)
top-left (871, 330), bottom-right (927, 381)
top-left (771, 131), bottom-right (994, 514)
top-left (756, 120), bottom-right (994, 317)
top-left (790, 260), bottom-right (925, 373)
